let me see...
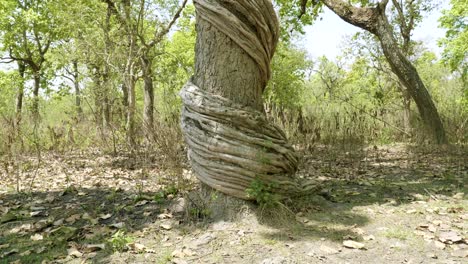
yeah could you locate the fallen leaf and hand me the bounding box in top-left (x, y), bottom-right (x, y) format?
top-left (135, 200), bottom-right (148, 207)
top-left (67, 247), bottom-right (83, 258)
top-left (84, 244), bottom-right (106, 252)
top-left (30, 211), bottom-right (44, 217)
top-left (30, 206), bottom-right (46, 211)
top-left (35, 246), bottom-right (46, 254)
top-left (343, 240), bottom-right (366, 249)
top-left (45, 194), bottom-right (55, 203)
top-left (157, 213), bottom-right (172, 219)
top-left (0, 244), bottom-right (10, 249)
top-left (49, 226), bottom-right (78, 241)
top-left (99, 213), bottom-right (112, 220)
top-left (30, 234), bottom-right (43, 241)
top-left (109, 222), bottom-right (125, 229)
top-left (160, 224), bottom-right (172, 230)
top-left (19, 250), bottom-right (31, 256)
top-left (439, 231), bottom-right (463, 243)
top-left (1, 248), bottom-right (19, 257)
top-left (53, 218), bottom-right (64, 226)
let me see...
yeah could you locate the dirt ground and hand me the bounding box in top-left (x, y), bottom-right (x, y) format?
top-left (0, 144), bottom-right (467, 263)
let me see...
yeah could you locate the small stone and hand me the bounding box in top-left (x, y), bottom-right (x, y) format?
top-left (343, 240), bottom-right (365, 249)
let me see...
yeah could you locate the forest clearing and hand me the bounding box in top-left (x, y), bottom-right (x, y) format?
top-left (0, 0), bottom-right (467, 263)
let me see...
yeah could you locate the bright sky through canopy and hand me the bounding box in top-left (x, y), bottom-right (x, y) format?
top-left (302, 2), bottom-right (448, 60)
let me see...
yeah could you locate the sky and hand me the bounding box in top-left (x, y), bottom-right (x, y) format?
top-left (301, 2), bottom-right (449, 60)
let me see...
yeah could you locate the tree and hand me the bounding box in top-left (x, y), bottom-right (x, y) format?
top-left (0, 0), bottom-right (63, 123)
top-left (439, 0), bottom-right (467, 82)
top-left (180, 0), bottom-right (304, 199)
top-left (104, 0), bottom-right (187, 147)
top-left (279, 0), bottom-right (448, 144)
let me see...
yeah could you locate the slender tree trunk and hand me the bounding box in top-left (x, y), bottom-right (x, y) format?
top-left (73, 61), bottom-right (83, 117)
top-left (126, 77), bottom-right (136, 147)
top-left (91, 68), bottom-right (104, 127)
top-left (141, 54), bottom-right (154, 137)
top-left (15, 61), bottom-right (26, 130)
top-left (401, 86), bottom-right (411, 135)
top-left (322, 0), bottom-right (448, 144)
top-left (32, 69), bottom-right (41, 123)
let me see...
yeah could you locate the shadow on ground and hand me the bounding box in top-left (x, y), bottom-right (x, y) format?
top-left (0, 144), bottom-right (466, 263)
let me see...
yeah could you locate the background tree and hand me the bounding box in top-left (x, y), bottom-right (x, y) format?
top-left (439, 0), bottom-right (467, 83)
top-left (278, 0), bottom-right (448, 144)
top-left (0, 0), bottom-right (64, 123)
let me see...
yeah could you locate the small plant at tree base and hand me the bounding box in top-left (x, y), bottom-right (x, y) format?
top-left (108, 230), bottom-right (134, 252)
top-left (246, 178), bottom-right (280, 208)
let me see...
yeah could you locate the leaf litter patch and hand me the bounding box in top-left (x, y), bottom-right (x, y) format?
top-left (0, 145), bottom-right (467, 263)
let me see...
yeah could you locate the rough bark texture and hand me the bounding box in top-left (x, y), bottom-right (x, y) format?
top-left (142, 54), bottom-right (154, 134)
top-left (32, 70), bottom-right (41, 123)
top-left (73, 61), bottom-right (83, 116)
top-left (15, 61), bottom-right (25, 129)
top-left (180, 0), bottom-right (311, 200)
top-left (322, 0), bottom-right (448, 144)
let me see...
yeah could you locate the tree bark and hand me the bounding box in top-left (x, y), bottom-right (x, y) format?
top-left (15, 61), bottom-right (25, 129)
top-left (400, 84), bottom-right (411, 135)
top-left (72, 60), bottom-right (83, 117)
top-left (141, 54), bottom-right (154, 136)
top-left (32, 69), bottom-right (41, 123)
top-left (180, 0), bottom-right (302, 199)
top-left (322, 0), bottom-right (448, 144)
top-left (125, 63), bottom-right (137, 148)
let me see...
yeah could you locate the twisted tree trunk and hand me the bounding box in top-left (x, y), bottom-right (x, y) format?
top-left (180, 0), bottom-right (307, 200)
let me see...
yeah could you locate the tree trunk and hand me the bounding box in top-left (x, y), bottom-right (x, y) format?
top-left (141, 54), bottom-right (154, 137)
top-left (32, 69), bottom-right (41, 123)
top-left (180, 0), bottom-right (301, 200)
top-left (322, 0), bottom-right (448, 144)
top-left (73, 61), bottom-right (83, 117)
top-left (401, 86), bottom-right (411, 136)
top-left (125, 67), bottom-right (136, 148)
top-left (15, 61), bottom-right (25, 129)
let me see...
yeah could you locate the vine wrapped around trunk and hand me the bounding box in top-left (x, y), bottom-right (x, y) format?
top-left (180, 0), bottom-right (308, 199)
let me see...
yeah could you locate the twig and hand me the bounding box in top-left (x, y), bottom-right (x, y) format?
top-left (424, 188), bottom-right (438, 201)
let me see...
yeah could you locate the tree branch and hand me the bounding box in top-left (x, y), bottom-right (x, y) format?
top-left (147, 0), bottom-right (188, 48)
top-left (321, 0), bottom-right (380, 33)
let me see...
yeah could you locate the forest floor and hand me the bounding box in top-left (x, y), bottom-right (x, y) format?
top-left (0, 144), bottom-right (467, 264)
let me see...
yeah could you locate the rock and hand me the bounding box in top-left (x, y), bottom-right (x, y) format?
top-left (170, 198), bottom-right (186, 214)
top-left (343, 240), bottom-right (366, 249)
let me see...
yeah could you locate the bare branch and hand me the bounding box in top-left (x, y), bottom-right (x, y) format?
top-left (148, 0), bottom-right (189, 48)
